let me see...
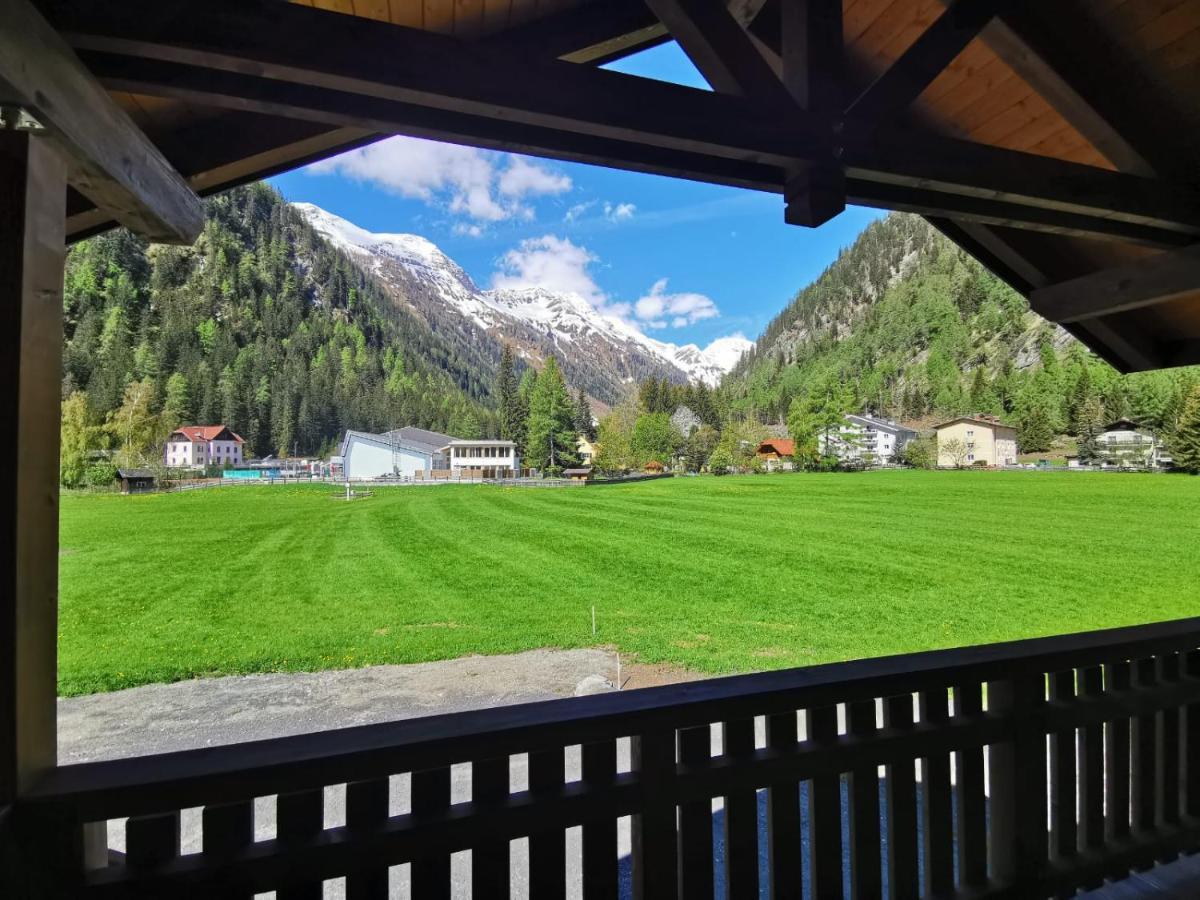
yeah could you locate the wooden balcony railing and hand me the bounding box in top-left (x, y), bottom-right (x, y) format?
top-left (15, 618), bottom-right (1200, 898)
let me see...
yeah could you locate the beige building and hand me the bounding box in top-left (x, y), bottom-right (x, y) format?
top-left (577, 436), bottom-right (598, 464)
top-left (934, 415), bottom-right (1018, 467)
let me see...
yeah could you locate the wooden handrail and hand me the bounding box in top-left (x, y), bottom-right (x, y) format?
top-left (25, 616), bottom-right (1200, 820)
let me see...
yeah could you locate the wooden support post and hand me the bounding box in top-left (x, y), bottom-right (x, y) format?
top-left (987, 674), bottom-right (1048, 891)
top-left (0, 124), bottom-right (66, 896)
top-left (781, 0), bottom-right (845, 227)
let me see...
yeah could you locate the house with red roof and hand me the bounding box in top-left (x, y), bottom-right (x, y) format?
top-left (164, 425), bottom-right (244, 470)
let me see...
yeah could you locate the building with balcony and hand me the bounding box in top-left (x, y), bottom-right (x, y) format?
top-left (820, 414), bottom-right (918, 464)
top-left (935, 415), bottom-right (1019, 467)
top-left (1097, 419), bottom-right (1170, 469)
top-left (441, 439), bottom-right (521, 477)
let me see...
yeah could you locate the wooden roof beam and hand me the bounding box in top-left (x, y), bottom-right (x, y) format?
top-left (986, 0), bottom-right (1199, 180)
top-left (781, 0), bottom-right (845, 227)
top-left (0, 0), bottom-right (202, 244)
top-left (845, 0), bottom-right (999, 126)
top-left (1029, 245), bottom-right (1200, 325)
top-left (485, 0), bottom-right (666, 65)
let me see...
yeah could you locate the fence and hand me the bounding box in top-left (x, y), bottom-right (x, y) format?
top-left (17, 618), bottom-right (1200, 897)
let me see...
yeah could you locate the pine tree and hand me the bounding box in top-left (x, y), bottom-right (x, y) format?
top-left (1169, 385), bottom-right (1200, 473)
top-left (574, 389), bottom-right (595, 440)
top-left (1067, 367), bottom-right (1095, 435)
top-left (524, 357), bottom-right (579, 474)
top-left (1018, 403), bottom-right (1054, 453)
top-left (1076, 395), bottom-right (1105, 464)
top-left (497, 344), bottom-right (522, 442)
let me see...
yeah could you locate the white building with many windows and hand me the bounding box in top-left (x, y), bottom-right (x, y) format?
top-left (441, 439), bottom-right (521, 477)
top-left (164, 425), bottom-right (244, 470)
top-left (820, 414), bottom-right (918, 464)
top-left (1096, 419), bottom-right (1170, 469)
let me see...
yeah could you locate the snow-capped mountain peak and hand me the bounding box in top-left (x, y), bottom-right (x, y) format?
top-left (293, 202), bottom-right (753, 391)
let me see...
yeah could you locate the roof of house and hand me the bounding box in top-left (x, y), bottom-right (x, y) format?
top-left (757, 438), bottom-right (796, 456)
top-left (116, 468), bottom-right (155, 479)
top-left (382, 427), bottom-right (456, 454)
top-left (1103, 418), bottom-right (1150, 432)
top-left (563, 467), bottom-right (593, 476)
top-left (41, 0), bottom-right (1200, 376)
top-left (933, 416), bottom-right (1017, 431)
top-left (846, 414), bottom-right (918, 435)
top-left (339, 430), bottom-right (433, 459)
top-left (169, 425), bottom-right (244, 443)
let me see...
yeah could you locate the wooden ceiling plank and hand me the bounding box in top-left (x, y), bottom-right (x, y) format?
top-left (844, 0), bottom-right (896, 45)
top-left (485, 0), bottom-right (663, 65)
top-left (1135, 1), bottom-right (1200, 51)
top-left (311, 0), bottom-right (355, 13)
top-left (351, 0), bottom-right (392, 22)
top-left (480, 0), bottom-right (511, 32)
top-left (453, 0), bottom-right (485, 36)
top-left (991, 0), bottom-right (1198, 180)
top-left (0, 0), bottom-right (201, 243)
top-left (858, 0), bottom-right (944, 73)
top-left (942, 78), bottom-right (1038, 137)
top-left (845, 0), bottom-right (999, 125)
top-left (1030, 244), bottom-right (1200, 324)
top-left (423, 0), bottom-right (455, 33)
top-left (387, 0), bottom-right (425, 27)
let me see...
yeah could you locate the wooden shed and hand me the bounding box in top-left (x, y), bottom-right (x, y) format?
top-left (114, 468), bottom-right (156, 494)
top-left (4, 1), bottom-right (1200, 897)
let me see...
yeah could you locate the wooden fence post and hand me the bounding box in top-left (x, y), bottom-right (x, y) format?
top-left (987, 674), bottom-right (1048, 890)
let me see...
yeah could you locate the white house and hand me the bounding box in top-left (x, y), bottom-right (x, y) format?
top-left (1096, 419), bottom-right (1169, 469)
top-left (339, 429), bottom-right (445, 480)
top-left (164, 425), bottom-right (244, 469)
top-left (441, 439), bottom-right (520, 477)
top-left (820, 414), bottom-right (918, 464)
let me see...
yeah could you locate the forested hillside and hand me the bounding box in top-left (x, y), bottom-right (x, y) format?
top-left (723, 214), bottom-right (1200, 451)
top-left (61, 184), bottom-right (495, 476)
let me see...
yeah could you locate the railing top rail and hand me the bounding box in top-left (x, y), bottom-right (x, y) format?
top-left (26, 617), bottom-right (1200, 820)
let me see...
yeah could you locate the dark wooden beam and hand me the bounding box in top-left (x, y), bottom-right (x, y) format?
top-left (845, 0), bottom-right (998, 126)
top-left (925, 217), bottom-right (1040, 294)
top-left (1071, 317), bottom-right (1163, 373)
top-left (80, 52), bottom-right (788, 196)
top-left (990, 0), bottom-right (1199, 180)
top-left (849, 179), bottom-right (1194, 249)
top-left (1029, 245), bottom-right (1200, 324)
top-left (0, 0), bottom-right (201, 243)
top-left (45, 0), bottom-right (825, 168)
top-left (843, 129), bottom-right (1200, 238)
top-left (486, 0), bottom-right (666, 65)
top-left (0, 129), bottom-right (64, 816)
top-left (643, 0), bottom-right (787, 100)
top-left (780, 0), bottom-right (845, 227)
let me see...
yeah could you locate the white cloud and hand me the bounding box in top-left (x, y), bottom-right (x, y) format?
top-left (564, 201), bottom-right (594, 223)
top-left (307, 136), bottom-right (571, 228)
top-left (498, 156), bottom-right (572, 198)
top-left (633, 278), bottom-right (719, 329)
top-left (453, 223), bottom-right (483, 238)
top-left (604, 201), bottom-right (636, 222)
top-left (492, 235), bottom-right (608, 308)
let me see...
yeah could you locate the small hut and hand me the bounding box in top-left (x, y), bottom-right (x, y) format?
top-left (116, 468), bottom-right (156, 494)
top-left (563, 466), bottom-right (593, 483)
top-left (643, 460), bottom-right (664, 474)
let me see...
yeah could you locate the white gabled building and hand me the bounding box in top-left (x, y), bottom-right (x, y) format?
top-left (338, 429), bottom-right (452, 480)
top-left (441, 439), bottom-right (520, 477)
top-left (164, 425), bottom-right (244, 470)
top-left (1096, 419), bottom-right (1169, 469)
top-left (820, 414), bottom-right (918, 464)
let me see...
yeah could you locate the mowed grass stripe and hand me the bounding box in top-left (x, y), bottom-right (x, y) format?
top-left (57, 471), bottom-right (1200, 695)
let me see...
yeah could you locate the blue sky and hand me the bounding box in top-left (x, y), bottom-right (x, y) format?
top-left (270, 42), bottom-right (882, 351)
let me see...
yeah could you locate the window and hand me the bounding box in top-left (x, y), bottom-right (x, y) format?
top-left (966, 430), bottom-right (974, 437)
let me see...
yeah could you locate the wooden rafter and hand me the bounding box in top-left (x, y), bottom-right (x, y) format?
top-left (1029, 245), bottom-right (1200, 325)
top-left (485, 0), bottom-right (664, 65)
top-left (0, 0), bottom-right (201, 243)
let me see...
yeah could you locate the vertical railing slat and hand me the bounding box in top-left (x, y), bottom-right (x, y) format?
top-left (1049, 670), bottom-right (1078, 867)
top-left (202, 800), bottom-right (254, 899)
top-left (808, 705), bottom-right (842, 899)
top-left (1078, 665), bottom-right (1106, 879)
top-left (346, 778), bottom-right (390, 899)
top-left (1131, 657), bottom-right (1158, 839)
top-left (410, 767), bottom-right (452, 900)
top-left (631, 726), bottom-right (679, 900)
top-left (677, 725), bottom-right (714, 899)
top-left (276, 789), bottom-right (324, 900)
top-left (766, 711), bottom-right (802, 900)
top-left (847, 699), bottom-right (881, 900)
top-left (987, 673), bottom-right (1048, 891)
top-left (953, 683), bottom-right (987, 890)
top-left (919, 689), bottom-right (953, 897)
top-left (1105, 661), bottom-right (1132, 844)
top-left (1157, 653), bottom-right (1181, 832)
top-left (1186, 650), bottom-right (1200, 819)
top-left (529, 747), bottom-right (566, 899)
top-left (722, 716), bottom-right (759, 898)
top-left (884, 694), bottom-right (919, 900)
top-left (471, 755), bottom-right (510, 897)
top-left (581, 740), bottom-right (618, 899)
top-left (125, 810), bottom-right (181, 871)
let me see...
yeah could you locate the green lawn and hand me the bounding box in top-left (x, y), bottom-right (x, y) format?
top-left (58, 471), bottom-right (1200, 696)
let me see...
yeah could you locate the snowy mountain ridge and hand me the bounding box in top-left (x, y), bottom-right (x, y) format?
top-left (293, 203), bottom-right (752, 391)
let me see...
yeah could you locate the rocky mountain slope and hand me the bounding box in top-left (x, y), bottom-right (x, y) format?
top-left (295, 204), bottom-right (751, 401)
